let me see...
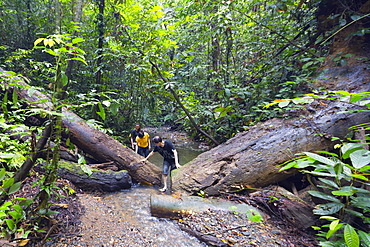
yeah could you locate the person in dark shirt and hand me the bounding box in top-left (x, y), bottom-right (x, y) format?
top-left (129, 123), bottom-right (141, 150)
top-left (141, 136), bottom-right (181, 192)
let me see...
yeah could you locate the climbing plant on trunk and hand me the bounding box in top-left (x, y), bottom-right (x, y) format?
top-left (33, 32), bottom-right (87, 209)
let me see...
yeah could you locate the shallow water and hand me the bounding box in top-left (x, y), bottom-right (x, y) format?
top-left (73, 130), bottom-right (208, 246)
top-left (76, 185), bottom-right (207, 247)
top-left (144, 128), bottom-right (207, 167)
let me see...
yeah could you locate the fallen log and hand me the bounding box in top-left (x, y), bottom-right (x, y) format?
top-left (56, 160), bottom-right (132, 192)
top-left (61, 110), bottom-right (161, 185)
top-left (173, 101), bottom-right (370, 195)
top-left (1, 68), bottom-right (162, 186)
top-left (172, 62), bottom-right (370, 196)
top-left (249, 186), bottom-right (317, 230)
top-left (150, 194), bottom-right (263, 220)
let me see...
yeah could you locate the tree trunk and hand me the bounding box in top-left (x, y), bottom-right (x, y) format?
top-left (55, 160), bottom-right (133, 192)
top-left (172, 81), bottom-right (370, 196)
top-left (61, 110), bottom-right (161, 185)
top-left (248, 186), bottom-right (316, 230)
top-left (150, 193), bottom-right (262, 220)
top-left (1, 69), bottom-right (162, 186)
top-left (95, 0), bottom-right (105, 87)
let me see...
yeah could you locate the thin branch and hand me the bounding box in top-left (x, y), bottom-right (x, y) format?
top-left (123, 28), bottom-right (220, 145)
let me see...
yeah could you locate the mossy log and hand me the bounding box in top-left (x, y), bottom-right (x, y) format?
top-left (56, 160), bottom-right (132, 192)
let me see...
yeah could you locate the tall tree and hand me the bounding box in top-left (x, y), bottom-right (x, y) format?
top-left (95, 0), bottom-right (105, 87)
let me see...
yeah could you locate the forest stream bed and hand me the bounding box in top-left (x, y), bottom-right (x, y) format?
top-left (17, 128), bottom-right (319, 246)
top-left (27, 184), bottom-right (319, 247)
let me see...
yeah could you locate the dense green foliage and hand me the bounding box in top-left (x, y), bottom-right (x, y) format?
top-left (0, 0), bottom-right (369, 244)
top-left (0, 0), bottom-right (334, 142)
top-left (279, 92), bottom-right (370, 247)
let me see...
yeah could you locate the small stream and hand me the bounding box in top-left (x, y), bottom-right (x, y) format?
top-left (72, 128), bottom-right (209, 246)
top-left (144, 127), bottom-right (208, 167)
top-left (75, 186), bottom-right (207, 246)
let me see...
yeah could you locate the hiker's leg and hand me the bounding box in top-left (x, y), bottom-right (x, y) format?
top-left (160, 174), bottom-right (168, 192)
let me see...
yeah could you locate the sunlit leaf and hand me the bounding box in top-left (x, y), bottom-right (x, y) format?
top-left (344, 224), bottom-right (359, 247)
top-left (304, 152), bottom-right (337, 166)
top-left (332, 186), bottom-right (357, 196)
top-left (350, 149), bottom-right (370, 169)
top-left (34, 38), bottom-right (45, 47)
top-left (81, 164), bottom-right (93, 177)
top-left (5, 219), bottom-right (15, 230)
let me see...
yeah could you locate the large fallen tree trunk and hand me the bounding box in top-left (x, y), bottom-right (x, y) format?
top-left (1, 69), bottom-right (162, 186)
top-left (61, 110), bottom-right (161, 185)
top-left (172, 63), bottom-right (370, 196)
top-left (173, 101), bottom-right (370, 195)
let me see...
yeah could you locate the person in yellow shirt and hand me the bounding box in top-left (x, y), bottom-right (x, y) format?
top-left (135, 130), bottom-right (151, 157)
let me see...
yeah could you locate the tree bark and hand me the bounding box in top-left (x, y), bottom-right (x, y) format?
top-left (249, 186), bottom-right (316, 230)
top-left (172, 98), bottom-right (370, 196)
top-left (55, 160), bottom-right (133, 192)
top-left (150, 193), bottom-right (262, 220)
top-left (61, 110), bottom-right (162, 185)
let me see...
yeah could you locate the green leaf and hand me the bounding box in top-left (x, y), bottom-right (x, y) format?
top-left (12, 88), bottom-right (18, 105)
top-left (9, 210), bottom-right (22, 220)
top-left (12, 204), bottom-right (22, 213)
top-left (350, 95), bottom-right (366, 103)
top-left (341, 143), bottom-right (364, 159)
top-left (69, 56), bottom-right (87, 65)
top-left (0, 168), bottom-right (6, 181)
top-left (81, 164), bottom-right (92, 177)
top-left (344, 224), bottom-right (359, 247)
top-left (2, 178), bottom-right (14, 189)
top-left (326, 220), bottom-right (343, 239)
top-left (45, 210), bottom-right (60, 215)
top-left (359, 165), bottom-right (370, 172)
top-left (5, 219), bottom-right (15, 230)
top-left (313, 202), bottom-right (344, 215)
top-left (344, 209), bottom-right (363, 218)
top-left (8, 181), bottom-right (21, 195)
top-left (304, 152), bottom-right (337, 166)
top-left (308, 191), bottom-right (340, 202)
top-left (246, 209), bottom-right (263, 223)
top-left (72, 37), bottom-right (84, 44)
top-left (358, 230), bottom-right (370, 247)
top-left (96, 102), bottom-right (106, 121)
top-left (332, 186), bottom-right (357, 196)
top-left (351, 15), bottom-right (361, 21)
top-left (27, 87), bottom-right (36, 97)
top-left (61, 72), bottom-right (69, 87)
top-left (278, 100), bottom-right (290, 107)
top-left (318, 178), bottom-right (339, 189)
top-left (279, 161), bottom-right (298, 172)
top-left (351, 197), bottom-right (370, 209)
top-left (305, 171), bottom-right (337, 177)
top-left (350, 174), bottom-right (368, 181)
top-left (350, 149), bottom-right (370, 169)
top-left (316, 151), bottom-right (339, 157)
